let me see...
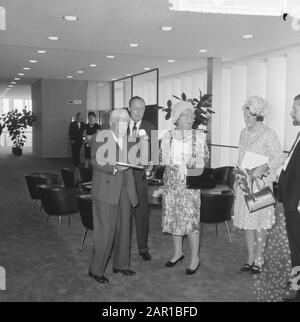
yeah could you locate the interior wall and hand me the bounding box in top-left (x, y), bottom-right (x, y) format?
top-left (31, 79), bottom-right (87, 158)
top-left (31, 79), bottom-right (43, 156)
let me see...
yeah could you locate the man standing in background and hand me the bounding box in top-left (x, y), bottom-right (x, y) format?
top-left (128, 96), bottom-right (156, 261)
top-left (69, 112), bottom-right (85, 169)
top-left (278, 94), bottom-right (300, 302)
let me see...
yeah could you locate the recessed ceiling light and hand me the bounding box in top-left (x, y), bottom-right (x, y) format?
top-left (47, 36), bottom-right (59, 41)
top-left (8, 85), bottom-right (14, 88)
top-left (126, 74), bottom-right (132, 76)
top-left (106, 55), bottom-right (115, 59)
top-left (18, 73), bottom-right (24, 76)
top-left (199, 49), bottom-right (208, 53)
top-left (129, 43), bottom-right (139, 47)
top-left (10, 82), bottom-right (16, 84)
top-left (77, 70), bottom-right (84, 74)
top-left (144, 67), bottom-right (151, 71)
top-left (89, 64), bottom-right (97, 67)
top-left (29, 60), bottom-right (38, 63)
top-left (23, 67), bottom-right (31, 70)
top-left (160, 26), bottom-right (174, 31)
top-left (36, 50), bottom-right (46, 54)
top-left (112, 78), bottom-right (117, 81)
top-left (63, 15), bottom-right (79, 21)
top-left (168, 59), bottom-right (175, 63)
top-left (243, 34), bottom-right (254, 39)
top-left (66, 75), bottom-right (73, 79)
top-left (14, 78), bottom-right (20, 81)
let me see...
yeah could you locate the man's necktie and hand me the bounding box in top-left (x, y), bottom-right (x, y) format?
top-left (132, 122), bottom-right (137, 136)
top-left (288, 132), bottom-right (300, 157)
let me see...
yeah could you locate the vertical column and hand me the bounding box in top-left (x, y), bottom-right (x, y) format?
top-left (285, 51), bottom-right (300, 151)
top-left (247, 60), bottom-right (267, 99)
top-left (219, 67), bottom-right (232, 166)
top-left (230, 65), bottom-right (247, 164)
top-left (207, 57), bottom-right (223, 167)
top-left (266, 56), bottom-right (287, 148)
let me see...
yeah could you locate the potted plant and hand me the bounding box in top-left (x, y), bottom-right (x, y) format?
top-left (0, 108), bottom-right (36, 156)
top-left (161, 90), bottom-right (214, 130)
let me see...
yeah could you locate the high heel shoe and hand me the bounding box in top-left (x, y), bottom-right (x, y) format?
top-left (185, 261), bottom-right (201, 275)
top-left (165, 255), bottom-right (185, 267)
top-left (240, 262), bottom-right (254, 272)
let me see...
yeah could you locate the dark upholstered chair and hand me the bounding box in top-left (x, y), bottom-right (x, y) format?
top-left (61, 168), bottom-right (77, 188)
top-left (77, 194), bottom-right (93, 251)
top-left (213, 166), bottom-right (235, 187)
top-left (79, 167), bottom-right (93, 183)
top-left (25, 173), bottom-right (61, 216)
top-left (38, 186), bottom-right (81, 238)
top-left (200, 191), bottom-right (234, 246)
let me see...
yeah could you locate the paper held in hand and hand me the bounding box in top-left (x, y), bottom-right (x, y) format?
top-left (240, 151), bottom-right (269, 170)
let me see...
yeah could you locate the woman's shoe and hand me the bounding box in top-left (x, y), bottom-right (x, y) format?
top-left (165, 255), bottom-right (184, 267)
top-left (240, 262), bottom-right (254, 272)
top-left (251, 264), bottom-right (264, 275)
top-left (185, 261), bottom-right (200, 275)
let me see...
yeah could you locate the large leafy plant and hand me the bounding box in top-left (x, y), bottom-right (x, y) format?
top-left (0, 108), bottom-right (36, 149)
top-left (161, 91), bottom-right (214, 131)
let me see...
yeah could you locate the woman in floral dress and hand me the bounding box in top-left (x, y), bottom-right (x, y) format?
top-left (161, 101), bottom-right (209, 275)
top-left (234, 96), bottom-right (285, 274)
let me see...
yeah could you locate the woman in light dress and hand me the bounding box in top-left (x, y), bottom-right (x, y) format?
top-left (234, 96), bottom-right (285, 274)
top-left (161, 101), bottom-right (209, 275)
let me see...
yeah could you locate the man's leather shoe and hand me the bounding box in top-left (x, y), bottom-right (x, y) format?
top-left (140, 252), bottom-right (151, 261)
top-left (88, 270), bottom-right (109, 284)
top-left (113, 268), bottom-right (136, 276)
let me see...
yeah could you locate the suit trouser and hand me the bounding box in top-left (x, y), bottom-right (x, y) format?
top-left (90, 188), bottom-right (131, 276)
top-left (132, 188), bottom-right (149, 254)
top-left (71, 143), bottom-right (82, 167)
top-left (285, 211), bottom-right (300, 268)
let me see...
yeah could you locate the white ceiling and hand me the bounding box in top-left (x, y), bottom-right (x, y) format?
top-left (1, 0), bottom-right (300, 97)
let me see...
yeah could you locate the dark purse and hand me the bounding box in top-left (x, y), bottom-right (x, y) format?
top-left (186, 167), bottom-right (216, 189)
top-left (244, 178), bottom-right (276, 213)
top-left (184, 131), bottom-right (216, 190)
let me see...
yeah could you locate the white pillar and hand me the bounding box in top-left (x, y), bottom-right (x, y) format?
top-left (266, 56), bottom-right (287, 148)
top-left (247, 60), bottom-right (267, 99)
top-left (285, 51), bottom-right (300, 151)
top-left (230, 65), bottom-right (247, 164)
top-left (219, 67), bottom-right (232, 166)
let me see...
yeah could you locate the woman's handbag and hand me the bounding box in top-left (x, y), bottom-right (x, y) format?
top-left (244, 178), bottom-right (276, 213)
top-left (186, 167), bottom-right (216, 189)
top-left (185, 131), bottom-right (216, 190)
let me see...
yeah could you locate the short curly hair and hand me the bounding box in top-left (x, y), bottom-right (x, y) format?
top-left (243, 96), bottom-right (269, 118)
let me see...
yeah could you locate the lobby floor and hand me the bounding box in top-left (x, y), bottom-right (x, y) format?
top-left (0, 147), bottom-right (255, 302)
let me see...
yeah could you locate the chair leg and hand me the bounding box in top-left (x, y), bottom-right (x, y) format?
top-left (44, 214), bottom-right (49, 231)
top-left (225, 221), bottom-right (232, 244)
top-left (58, 216), bottom-right (62, 238)
top-left (40, 201), bottom-right (43, 213)
top-left (79, 228), bottom-right (88, 252)
top-left (68, 215), bottom-right (71, 228)
top-left (31, 200), bottom-right (37, 217)
top-left (215, 224), bottom-right (218, 235)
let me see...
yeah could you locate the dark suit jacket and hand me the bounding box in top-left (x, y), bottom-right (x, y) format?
top-left (90, 131), bottom-right (139, 207)
top-left (69, 121), bottom-right (85, 144)
top-left (130, 119), bottom-right (157, 191)
top-left (278, 141), bottom-right (300, 213)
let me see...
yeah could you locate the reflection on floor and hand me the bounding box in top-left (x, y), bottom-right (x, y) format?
top-left (0, 147), bottom-right (255, 302)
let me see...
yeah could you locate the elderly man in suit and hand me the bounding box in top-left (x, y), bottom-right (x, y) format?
top-left (128, 96), bottom-right (156, 261)
top-left (89, 109), bottom-right (139, 284)
top-left (278, 94), bottom-right (300, 302)
top-left (68, 112), bottom-right (85, 167)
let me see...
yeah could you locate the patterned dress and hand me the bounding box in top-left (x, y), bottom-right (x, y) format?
top-left (233, 123), bottom-right (285, 230)
top-left (161, 130), bottom-right (208, 236)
